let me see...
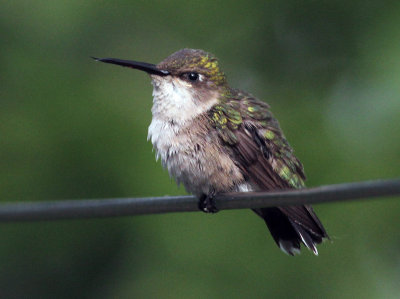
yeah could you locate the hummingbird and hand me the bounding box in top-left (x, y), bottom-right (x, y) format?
top-left (93, 49), bottom-right (328, 255)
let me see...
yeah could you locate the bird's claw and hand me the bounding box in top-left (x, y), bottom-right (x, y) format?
top-left (198, 193), bottom-right (219, 213)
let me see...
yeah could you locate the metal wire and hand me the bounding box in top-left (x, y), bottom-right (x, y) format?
top-left (0, 178), bottom-right (399, 222)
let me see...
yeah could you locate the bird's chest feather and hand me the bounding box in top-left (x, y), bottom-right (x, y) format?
top-left (147, 117), bottom-right (244, 195)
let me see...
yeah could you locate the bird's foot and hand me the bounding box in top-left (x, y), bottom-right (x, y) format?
top-left (198, 192), bottom-right (219, 213)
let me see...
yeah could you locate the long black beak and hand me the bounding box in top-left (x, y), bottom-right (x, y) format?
top-left (92, 57), bottom-right (169, 76)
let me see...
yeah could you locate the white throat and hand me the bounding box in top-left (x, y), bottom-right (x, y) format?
top-left (147, 76), bottom-right (218, 160)
top-left (149, 76), bottom-right (217, 124)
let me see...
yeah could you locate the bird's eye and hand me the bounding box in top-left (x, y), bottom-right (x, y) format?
top-left (188, 72), bottom-right (199, 81)
top-left (183, 72), bottom-right (199, 82)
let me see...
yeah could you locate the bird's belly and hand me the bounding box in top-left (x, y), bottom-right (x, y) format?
top-left (148, 118), bottom-right (245, 196)
top-left (162, 146), bottom-right (244, 196)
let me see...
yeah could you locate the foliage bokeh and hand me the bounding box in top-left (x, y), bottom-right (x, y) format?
top-left (1, 1), bottom-right (399, 298)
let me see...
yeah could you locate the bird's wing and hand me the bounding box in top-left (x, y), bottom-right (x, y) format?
top-left (208, 90), bottom-right (306, 191)
top-left (208, 90), bottom-right (328, 253)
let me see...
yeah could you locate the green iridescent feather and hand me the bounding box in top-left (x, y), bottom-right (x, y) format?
top-left (209, 90), bottom-right (306, 189)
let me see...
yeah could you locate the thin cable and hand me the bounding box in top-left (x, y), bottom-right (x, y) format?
top-left (0, 178), bottom-right (399, 222)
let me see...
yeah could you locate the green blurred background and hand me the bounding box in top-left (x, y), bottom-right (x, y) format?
top-left (1, 1), bottom-right (399, 298)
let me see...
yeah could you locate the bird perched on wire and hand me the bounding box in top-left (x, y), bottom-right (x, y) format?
top-left (93, 48), bottom-right (329, 255)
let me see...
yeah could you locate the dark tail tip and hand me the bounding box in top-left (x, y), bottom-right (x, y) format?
top-left (256, 206), bottom-right (328, 255)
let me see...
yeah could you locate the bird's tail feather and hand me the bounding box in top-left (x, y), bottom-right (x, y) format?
top-left (254, 206), bottom-right (328, 255)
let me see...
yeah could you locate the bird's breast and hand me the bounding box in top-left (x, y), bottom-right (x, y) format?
top-left (147, 116), bottom-right (245, 196)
